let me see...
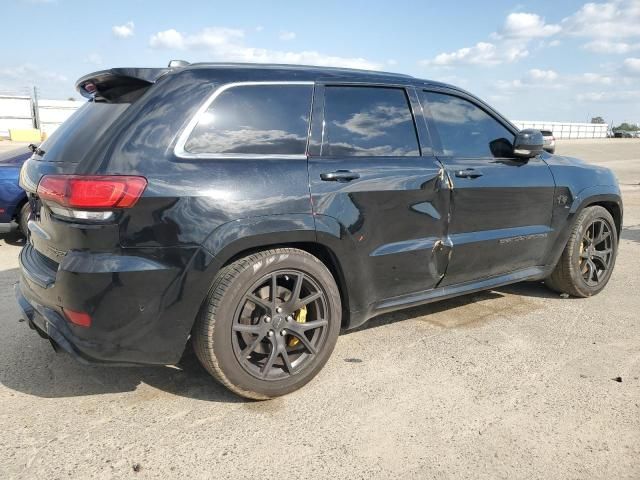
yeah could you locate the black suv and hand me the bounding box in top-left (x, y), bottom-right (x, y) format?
top-left (16, 63), bottom-right (622, 399)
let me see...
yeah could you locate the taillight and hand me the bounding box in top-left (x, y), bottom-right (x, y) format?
top-left (63, 308), bottom-right (92, 328)
top-left (37, 175), bottom-right (147, 213)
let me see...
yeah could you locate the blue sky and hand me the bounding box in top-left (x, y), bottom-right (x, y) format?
top-left (2, 0), bottom-right (640, 125)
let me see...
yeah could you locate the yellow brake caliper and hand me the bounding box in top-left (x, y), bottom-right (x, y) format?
top-left (288, 305), bottom-right (307, 347)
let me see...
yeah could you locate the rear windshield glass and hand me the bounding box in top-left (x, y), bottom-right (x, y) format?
top-left (37, 100), bottom-right (130, 163)
top-left (540, 130), bottom-right (553, 136)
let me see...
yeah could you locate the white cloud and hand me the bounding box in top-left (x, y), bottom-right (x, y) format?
top-left (186, 27), bottom-right (245, 49)
top-left (498, 13), bottom-right (561, 39)
top-left (563, 0), bottom-right (640, 39)
top-left (498, 69), bottom-right (620, 92)
top-left (0, 64), bottom-right (67, 83)
top-left (112, 21), bottom-right (135, 38)
top-left (149, 29), bottom-right (185, 49)
top-left (576, 90), bottom-right (640, 102)
top-left (422, 3), bottom-right (640, 69)
top-left (149, 26), bottom-right (382, 70)
top-left (584, 39), bottom-right (640, 53)
top-left (0, 64), bottom-right (68, 95)
top-left (255, 25), bottom-right (264, 32)
top-left (149, 27), bottom-right (246, 50)
top-left (562, 2), bottom-right (640, 55)
top-left (528, 68), bottom-right (559, 81)
top-left (421, 41), bottom-right (528, 67)
top-left (577, 72), bottom-right (616, 85)
top-left (421, 11), bottom-right (562, 67)
top-left (279, 31), bottom-right (296, 41)
top-left (623, 57), bottom-right (640, 74)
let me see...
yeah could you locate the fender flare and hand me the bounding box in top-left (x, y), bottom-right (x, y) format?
top-left (201, 213), bottom-right (317, 265)
top-left (570, 184), bottom-right (622, 213)
top-left (545, 184), bottom-right (623, 271)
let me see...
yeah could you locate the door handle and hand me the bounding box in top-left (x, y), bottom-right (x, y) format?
top-left (320, 170), bottom-right (360, 182)
top-left (455, 169), bottom-right (483, 179)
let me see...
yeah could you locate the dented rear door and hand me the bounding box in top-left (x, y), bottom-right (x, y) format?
top-left (308, 83), bottom-right (450, 305)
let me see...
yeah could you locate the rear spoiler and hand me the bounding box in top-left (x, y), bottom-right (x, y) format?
top-left (75, 68), bottom-right (170, 102)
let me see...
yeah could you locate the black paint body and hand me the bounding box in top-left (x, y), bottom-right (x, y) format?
top-left (16, 64), bottom-right (623, 365)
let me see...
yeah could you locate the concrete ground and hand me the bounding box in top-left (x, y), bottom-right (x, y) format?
top-left (0, 139), bottom-right (639, 479)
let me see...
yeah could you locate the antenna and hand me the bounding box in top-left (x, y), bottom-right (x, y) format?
top-left (168, 60), bottom-right (190, 68)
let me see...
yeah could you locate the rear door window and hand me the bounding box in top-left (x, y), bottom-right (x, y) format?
top-left (321, 86), bottom-right (420, 157)
top-left (421, 91), bottom-right (515, 158)
top-left (184, 84), bottom-right (313, 155)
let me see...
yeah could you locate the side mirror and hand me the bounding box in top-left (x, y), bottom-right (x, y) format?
top-left (513, 129), bottom-right (544, 159)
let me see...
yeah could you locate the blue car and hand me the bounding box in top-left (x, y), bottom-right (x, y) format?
top-left (0, 146), bottom-right (31, 235)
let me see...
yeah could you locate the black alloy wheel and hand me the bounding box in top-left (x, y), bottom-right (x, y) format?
top-left (232, 270), bottom-right (329, 381)
top-left (193, 248), bottom-right (341, 400)
top-left (545, 205), bottom-right (618, 297)
top-left (579, 218), bottom-right (613, 287)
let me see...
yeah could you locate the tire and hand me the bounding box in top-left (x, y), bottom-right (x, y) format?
top-left (18, 202), bottom-right (31, 238)
top-left (545, 206), bottom-right (618, 297)
top-left (193, 248), bottom-right (341, 400)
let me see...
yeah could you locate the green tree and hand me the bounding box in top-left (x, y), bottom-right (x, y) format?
top-left (591, 116), bottom-right (606, 124)
top-left (613, 122), bottom-right (640, 131)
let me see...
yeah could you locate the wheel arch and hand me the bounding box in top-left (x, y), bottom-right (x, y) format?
top-left (571, 187), bottom-right (623, 238)
top-left (585, 200), bottom-right (622, 238)
top-left (222, 241), bottom-right (351, 328)
top-left (201, 215), bottom-right (354, 328)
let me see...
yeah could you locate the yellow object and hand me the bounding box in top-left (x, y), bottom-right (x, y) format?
top-left (9, 129), bottom-right (41, 142)
top-left (288, 305), bottom-right (307, 347)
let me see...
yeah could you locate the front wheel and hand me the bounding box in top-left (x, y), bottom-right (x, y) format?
top-left (545, 206), bottom-right (618, 297)
top-left (193, 248), bottom-right (341, 400)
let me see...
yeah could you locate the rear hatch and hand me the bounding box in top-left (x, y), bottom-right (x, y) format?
top-left (20, 68), bottom-right (167, 264)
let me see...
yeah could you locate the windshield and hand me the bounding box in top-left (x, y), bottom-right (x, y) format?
top-left (37, 100), bottom-right (130, 163)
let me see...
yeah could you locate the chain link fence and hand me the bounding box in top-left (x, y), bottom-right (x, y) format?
top-left (0, 89), bottom-right (80, 138)
top-left (512, 121), bottom-right (609, 139)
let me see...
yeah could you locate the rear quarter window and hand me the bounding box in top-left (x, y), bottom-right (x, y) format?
top-left (182, 84), bottom-right (313, 156)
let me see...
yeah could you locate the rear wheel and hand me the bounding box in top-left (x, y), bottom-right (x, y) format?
top-left (545, 206), bottom-right (618, 297)
top-left (193, 248), bottom-right (341, 400)
top-left (18, 202), bottom-right (31, 238)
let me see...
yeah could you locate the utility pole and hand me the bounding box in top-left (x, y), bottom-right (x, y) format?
top-left (32, 86), bottom-right (41, 131)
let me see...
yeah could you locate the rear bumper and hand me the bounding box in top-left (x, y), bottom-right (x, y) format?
top-left (15, 284), bottom-right (103, 364)
top-left (0, 221), bottom-right (18, 233)
top-left (16, 242), bottom-right (217, 365)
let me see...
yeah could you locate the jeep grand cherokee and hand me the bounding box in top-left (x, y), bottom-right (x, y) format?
top-left (16, 62), bottom-right (622, 399)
